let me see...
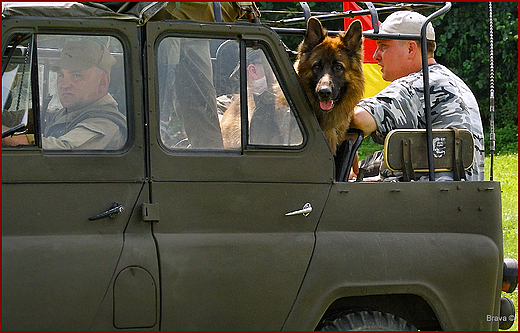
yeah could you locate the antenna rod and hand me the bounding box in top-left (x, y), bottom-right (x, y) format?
top-left (489, 2), bottom-right (495, 181)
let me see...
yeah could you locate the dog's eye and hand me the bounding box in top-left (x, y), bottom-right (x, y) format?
top-left (333, 63), bottom-right (344, 72)
top-left (312, 62), bottom-right (322, 72)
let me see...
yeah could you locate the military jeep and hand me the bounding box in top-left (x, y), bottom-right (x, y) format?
top-left (2, 2), bottom-right (516, 331)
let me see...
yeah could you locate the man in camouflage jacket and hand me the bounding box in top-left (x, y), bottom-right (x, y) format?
top-left (351, 11), bottom-right (484, 181)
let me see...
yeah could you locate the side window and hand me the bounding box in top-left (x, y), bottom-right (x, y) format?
top-left (38, 35), bottom-right (127, 151)
top-left (158, 37), bottom-right (231, 150)
top-left (2, 34), bottom-right (127, 151)
top-left (242, 46), bottom-right (303, 147)
top-left (157, 37), bottom-right (303, 151)
top-left (2, 36), bottom-right (34, 144)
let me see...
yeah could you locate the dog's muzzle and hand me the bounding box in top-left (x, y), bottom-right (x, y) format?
top-left (317, 86), bottom-right (335, 112)
top-left (316, 74), bottom-right (339, 112)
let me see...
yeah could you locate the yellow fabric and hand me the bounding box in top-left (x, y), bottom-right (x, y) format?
top-left (362, 63), bottom-right (390, 98)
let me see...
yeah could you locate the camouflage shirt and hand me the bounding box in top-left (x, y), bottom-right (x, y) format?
top-left (358, 64), bottom-right (485, 181)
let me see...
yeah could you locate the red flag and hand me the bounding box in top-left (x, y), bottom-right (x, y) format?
top-left (343, 2), bottom-right (389, 97)
top-left (343, 2), bottom-right (377, 63)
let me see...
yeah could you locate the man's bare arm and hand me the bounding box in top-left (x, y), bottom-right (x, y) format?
top-left (351, 106), bottom-right (377, 137)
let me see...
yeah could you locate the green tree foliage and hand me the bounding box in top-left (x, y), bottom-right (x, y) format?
top-left (256, 2), bottom-right (518, 154)
top-left (433, 2), bottom-right (518, 154)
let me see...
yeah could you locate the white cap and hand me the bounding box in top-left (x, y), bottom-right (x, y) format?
top-left (364, 11), bottom-right (435, 41)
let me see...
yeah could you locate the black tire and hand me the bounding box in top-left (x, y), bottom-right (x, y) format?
top-left (319, 310), bottom-right (418, 331)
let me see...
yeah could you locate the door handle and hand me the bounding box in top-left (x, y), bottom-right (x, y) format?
top-left (89, 202), bottom-right (125, 221)
top-left (285, 202), bottom-right (312, 217)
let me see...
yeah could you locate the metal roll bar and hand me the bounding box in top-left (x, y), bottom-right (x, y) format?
top-left (421, 2), bottom-right (452, 180)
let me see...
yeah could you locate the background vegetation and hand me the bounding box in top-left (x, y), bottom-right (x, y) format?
top-left (433, 2), bottom-right (518, 155)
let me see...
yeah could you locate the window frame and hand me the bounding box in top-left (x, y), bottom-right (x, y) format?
top-left (154, 32), bottom-right (306, 155)
top-left (2, 34), bottom-right (38, 145)
top-left (242, 40), bottom-right (305, 150)
top-left (2, 32), bottom-right (132, 154)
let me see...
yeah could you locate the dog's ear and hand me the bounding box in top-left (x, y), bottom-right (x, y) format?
top-left (341, 20), bottom-right (363, 54)
top-left (300, 17), bottom-right (326, 53)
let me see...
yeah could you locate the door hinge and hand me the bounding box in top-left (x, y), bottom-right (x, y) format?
top-left (141, 203), bottom-right (160, 222)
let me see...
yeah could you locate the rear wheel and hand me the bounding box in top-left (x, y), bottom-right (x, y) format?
top-left (319, 310), bottom-right (418, 331)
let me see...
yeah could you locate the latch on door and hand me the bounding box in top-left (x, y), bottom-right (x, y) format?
top-left (285, 202), bottom-right (312, 217)
top-left (89, 202), bottom-right (125, 221)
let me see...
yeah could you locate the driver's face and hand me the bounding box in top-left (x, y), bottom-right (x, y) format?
top-left (56, 66), bottom-right (105, 110)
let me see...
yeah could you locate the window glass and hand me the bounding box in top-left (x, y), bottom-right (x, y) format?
top-left (36, 35), bottom-right (127, 150)
top-left (157, 37), bottom-right (303, 151)
top-left (2, 34), bottom-right (127, 150)
top-left (244, 46), bottom-right (303, 147)
top-left (2, 36), bottom-right (34, 144)
top-left (158, 37), bottom-right (235, 150)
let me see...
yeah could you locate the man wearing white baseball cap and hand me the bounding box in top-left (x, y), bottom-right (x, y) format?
top-left (351, 11), bottom-right (485, 181)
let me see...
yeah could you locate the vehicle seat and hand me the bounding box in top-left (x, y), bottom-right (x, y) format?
top-left (335, 128), bottom-right (364, 182)
top-left (384, 128), bottom-right (474, 181)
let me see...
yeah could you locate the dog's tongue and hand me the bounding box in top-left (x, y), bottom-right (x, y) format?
top-left (320, 100), bottom-right (334, 111)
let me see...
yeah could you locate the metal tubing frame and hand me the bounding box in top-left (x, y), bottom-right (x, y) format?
top-left (421, 2), bottom-right (452, 180)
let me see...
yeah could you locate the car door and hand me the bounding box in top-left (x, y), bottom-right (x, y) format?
top-left (2, 18), bottom-right (157, 330)
top-left (146, 21), bottom-right (334, 330)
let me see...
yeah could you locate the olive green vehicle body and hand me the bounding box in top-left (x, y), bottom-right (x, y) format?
top-left (1, 4), bottom-right (506, 331)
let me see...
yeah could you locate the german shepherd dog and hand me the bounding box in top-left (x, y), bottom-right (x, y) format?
top-left (295, 17), bottom-right (364, 155)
